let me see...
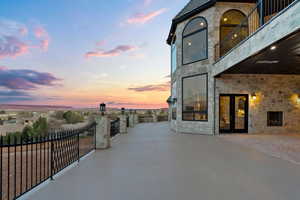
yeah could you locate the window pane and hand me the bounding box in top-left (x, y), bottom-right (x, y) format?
top-left (183, 18), bottom-right (207, 36)
top-left (183, 30), bottom-right (207, 64)
top-left (182, 74), bottom-right (208, 121)
top-left (171, 44), bottom-right (177, 74)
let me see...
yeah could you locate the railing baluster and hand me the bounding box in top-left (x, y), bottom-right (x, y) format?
top-left (7, 136), bottom-right (10, 200)
top-left (20, 135), bottom-right (23, 195)
top-left (0, 136), bottom-right (3, 200)
top-left (14, 136), bottom-right (17, 199)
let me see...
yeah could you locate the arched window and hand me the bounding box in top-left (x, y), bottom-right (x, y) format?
top-left (182, 17), bottom-right (208, 65)
top-left (220, 10), bottom-right (248, 57)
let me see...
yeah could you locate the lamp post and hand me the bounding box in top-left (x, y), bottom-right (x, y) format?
top-left (100, 103), bottom-right (106, 116)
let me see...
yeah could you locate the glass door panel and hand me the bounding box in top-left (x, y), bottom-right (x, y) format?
top-left (235, 96), bottom-right (246, 130)
top-left (219, 94), bottom-right (248, 133)
top-left (220, 96), bottom-right (231, 131)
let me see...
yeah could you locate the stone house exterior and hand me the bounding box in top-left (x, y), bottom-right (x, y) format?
top-left (167, 0), bottom-right (300, 135)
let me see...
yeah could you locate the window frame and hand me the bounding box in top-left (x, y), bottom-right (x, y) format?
top-left (182, 17), bottom-right (208, 65)
top-left (171, 41), bottom-right (177, 75)
top-left (181, 73), bottom-right (209, 122)
top-left (219, 9), bottom-right (248, 57)
top-left (171, 81), bottom-right (177, 120)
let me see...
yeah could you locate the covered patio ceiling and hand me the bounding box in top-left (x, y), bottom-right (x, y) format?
top-left (220, 30), bottom-right (300, 75)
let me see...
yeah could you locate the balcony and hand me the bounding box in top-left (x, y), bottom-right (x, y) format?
top-left (13, 122), bottom-right (300, 200)
top-left (213, 0), bottom-right (300, 76)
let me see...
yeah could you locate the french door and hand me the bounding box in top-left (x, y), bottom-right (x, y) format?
top-left (219, 94), bottom-right (249, 133)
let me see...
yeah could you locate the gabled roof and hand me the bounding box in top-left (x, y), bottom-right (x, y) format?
top-left (167, 0), bottom-right (257, 44)
top-left (167, 0), bottom-right (216, 44)
top-left (174, 0), bottom-right (212, 21)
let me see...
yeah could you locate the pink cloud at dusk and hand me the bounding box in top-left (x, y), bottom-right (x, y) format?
top-left (85, 45), bottom-right (137, 58)
top-left (0, 36), bottom-right (30, 59)
top-left (128, 81), bottom-right (170, 92)
top-left (0, 20), bottom-right (51, 59)
top-left (0, 67), bottom-right (61, 90)
top-left (34, 26), bottom-right (50, 51)
top-left (126, 8), bottom-right (167, 24)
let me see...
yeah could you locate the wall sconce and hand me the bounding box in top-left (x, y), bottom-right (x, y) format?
top-left (251, 93), bottom-right (257, 100)
top-left (297, 94), bottom-right (300, 104)
top-left (172, 98), bottom-right (177, 104)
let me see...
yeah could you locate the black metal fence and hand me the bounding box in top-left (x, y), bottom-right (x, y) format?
top-left (0, 122), bottom-right (96, 200)
top-left (110, 119), bottom-right (120, 138)
top-left (215, 0), bottom-right (297, 60)
top-left (126, 116), bottom-right (130, 128)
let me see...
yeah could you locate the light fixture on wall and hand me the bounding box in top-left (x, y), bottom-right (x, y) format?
top-left (223, 18), bottom-right (228, 22)
top-left (251, 93), bottom-right (257, 100)
top-left (297, 94), bottom-right (300, 104)
top-left (270, 45), bottom-right (277, 50)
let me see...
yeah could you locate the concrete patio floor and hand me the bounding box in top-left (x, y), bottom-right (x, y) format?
top-left (28, 122), bottom-right (300, 200)
top-left (220, 133), bottom-right (300, 165)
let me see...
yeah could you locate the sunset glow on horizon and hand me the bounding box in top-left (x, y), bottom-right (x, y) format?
top-left (0, 0), bottom-right (189, 109)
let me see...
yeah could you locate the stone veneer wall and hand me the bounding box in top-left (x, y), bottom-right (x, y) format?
top-left (170, 2), bottom-right (255, 134)
top-left (215, 74), bottom-right (300, 134)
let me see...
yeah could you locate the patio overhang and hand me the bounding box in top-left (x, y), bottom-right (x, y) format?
top-left (213, 1), bottom-right (300, 77)
top-left (216, 30), bottom-right (300, 75)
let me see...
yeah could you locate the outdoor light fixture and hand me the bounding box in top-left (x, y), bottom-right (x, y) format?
top-left (100, 103), bottom-right (106, 115)
top-left (200, 22), bottom-right (204, 26)
top-left (251, 93), bottom-right (257, 100)
top-left (270, 45), bottom-right (277, 50)
top-left (173, 98), bottom-right (177, 103)
top-left (188, 42), bottom-right (192, 46)
top-left (223, 18), bottom-right (228, 22)
top-left (121, 107), bottom-right (125, 115)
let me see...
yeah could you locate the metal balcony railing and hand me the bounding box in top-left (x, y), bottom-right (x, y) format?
top-left (0, 122), bottom-right (96, 200)
top-left (215, 0), bottom-right (298, 61)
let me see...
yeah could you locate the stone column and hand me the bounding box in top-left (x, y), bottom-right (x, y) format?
top-left (152, 111), bottom-right (158, 123)
top-left (129, 114), bottom-right (134, 128)
top-left (119, 114), bottom-right (127, 134)
top-left (95, 114), bottom-right (111, 149)
top-left (134, 111), bottom-right (139, 125)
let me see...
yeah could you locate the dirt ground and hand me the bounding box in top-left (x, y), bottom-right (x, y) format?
top-left (0, 136), bottom-right (94, 200)
top-left (220, 133), bottom-right (300, 165)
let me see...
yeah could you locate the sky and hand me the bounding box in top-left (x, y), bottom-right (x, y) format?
top-left (0, 0), bottom-right (189, 109)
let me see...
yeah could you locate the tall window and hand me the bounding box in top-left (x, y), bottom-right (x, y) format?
top-left (171, 39), bottom-right (177, 74)
top-left (182, 17), bottom-right (208, 65)
top-left (172, 82), bottom-right (177, 120)
top-left (182, 74), bottom-right (208, 121)
top-left (220, 10), bottom-right (248, 57)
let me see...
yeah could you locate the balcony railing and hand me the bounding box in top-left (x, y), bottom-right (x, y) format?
top-left (110, 118), bottom-right (120, 137)
top-left (0, 122), bottom-right (96, 200)
top-left (215, 0), bottom-right (297, 61)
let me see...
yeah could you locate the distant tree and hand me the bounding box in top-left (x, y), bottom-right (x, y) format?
top-left (63, 111), bottom-right (84, 124)
top-left (32, 117), bottom-right (48, 136)
top-left (22, 125), bottom-right (34, 140)
top-left (53, 111), bottom-right (65, 120)
top-left (0, 110), bottom-right (5, 114)
top-left (146, 110), bottom-right (153, 116)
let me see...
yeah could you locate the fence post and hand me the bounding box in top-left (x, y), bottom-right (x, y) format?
top-left (95, 114), bottom-right (111, 149)
top-left (77, 130), bottom-right (80, 162)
